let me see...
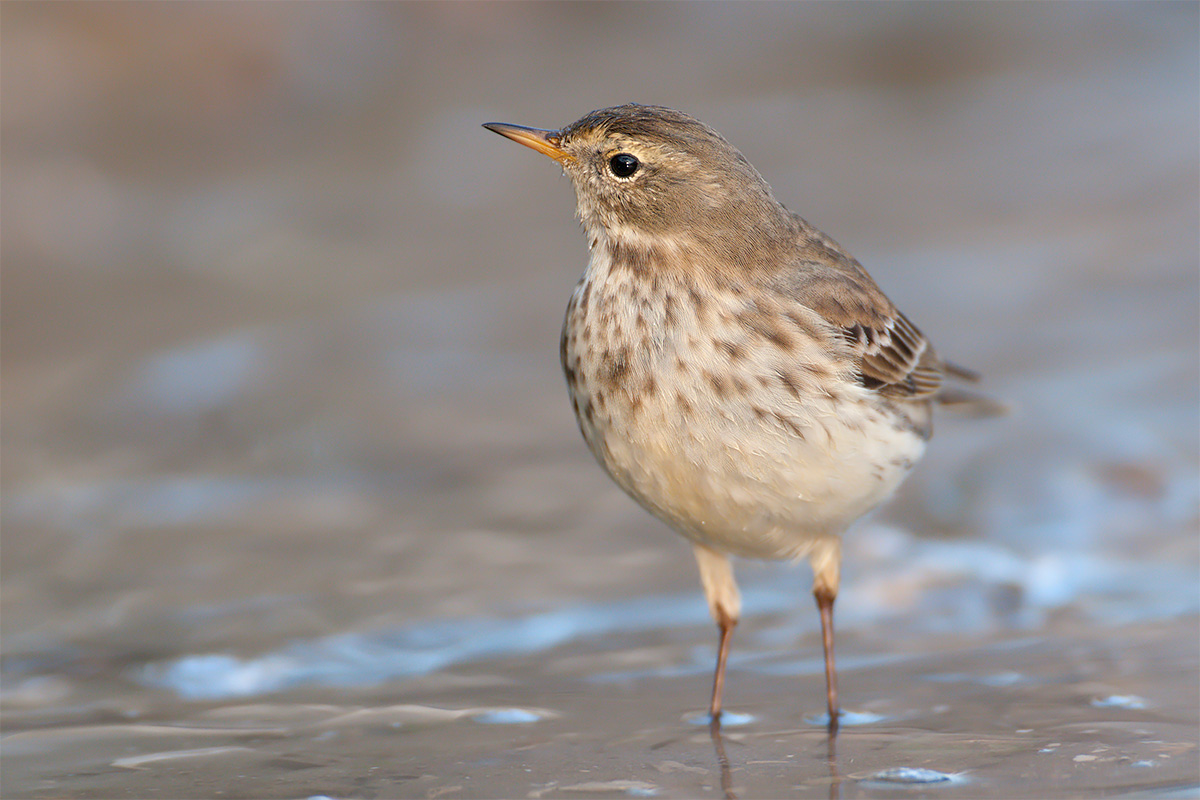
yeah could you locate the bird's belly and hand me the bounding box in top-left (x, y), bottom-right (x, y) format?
top-left (569, 353), bottom-right (927, 561)
top-left (613, 401), bottom-right (920, 558)
top-left (561, 260), bottom-right (929, 561)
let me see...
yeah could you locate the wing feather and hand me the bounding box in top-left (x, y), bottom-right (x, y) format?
top-left (770, 223), bottom-right (953, 402)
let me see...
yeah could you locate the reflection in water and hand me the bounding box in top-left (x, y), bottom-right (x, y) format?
top-left (708, 718), bottom-right (738, 800)
top-left (825, 731), bottom-right (841, 800)
top-left (706, 716), bottom-right (844, 800)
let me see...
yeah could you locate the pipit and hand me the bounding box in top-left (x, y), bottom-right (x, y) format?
top-left (484, 104), bottom-right (980, 732)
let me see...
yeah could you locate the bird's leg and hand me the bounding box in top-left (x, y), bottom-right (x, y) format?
top-left (711, 607), bottom-right (736, 722)
top-left (814, 587), bottom-right (838, 734)
top-left (693, 544), bottom-right (741, 722)
top-left (811, 537), bottom-right (842, 734)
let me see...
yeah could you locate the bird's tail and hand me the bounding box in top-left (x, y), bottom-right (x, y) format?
top-left (937, 361), bottom-right (1010, 416)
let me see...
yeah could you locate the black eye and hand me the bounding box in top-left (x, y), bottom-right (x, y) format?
top-left (608, 153), bottom-right (640, 178)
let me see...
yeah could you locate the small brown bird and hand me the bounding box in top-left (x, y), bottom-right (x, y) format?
top-left (484, 104), bottom-right (979, 732)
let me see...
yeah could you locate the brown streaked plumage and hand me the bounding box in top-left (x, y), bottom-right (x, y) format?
top-left (484, 104), bottom-right (983, 733)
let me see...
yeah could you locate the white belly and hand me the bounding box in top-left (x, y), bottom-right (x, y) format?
top-left (593, 380), bottom-right (926, 560)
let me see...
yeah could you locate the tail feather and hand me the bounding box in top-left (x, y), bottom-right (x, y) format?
top-left (943, 360), bottom-right (981, 383)
top-left (937, 361), bottom-right (1009, 416)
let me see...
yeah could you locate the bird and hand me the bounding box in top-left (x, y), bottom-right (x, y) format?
top-left (483, 104), bottom-right (981, 732)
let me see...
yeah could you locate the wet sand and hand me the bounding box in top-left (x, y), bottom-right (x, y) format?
top-left (3, 4), bottom-right (1198, 798)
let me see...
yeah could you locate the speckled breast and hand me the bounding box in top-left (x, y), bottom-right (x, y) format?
top-left (558, 244), bottom-right (929, 560)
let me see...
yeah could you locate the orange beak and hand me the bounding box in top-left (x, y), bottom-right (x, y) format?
top-left (483, 122), bottom-right (572, 164)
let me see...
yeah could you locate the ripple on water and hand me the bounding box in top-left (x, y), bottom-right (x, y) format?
top-left (536, 780), bottom-right (659, 797)
top-left (927, 670), bottom-right (1025, 687)
top-left (803, 710), bottom-right (887, 727)
top-left (684, 711), bottom-right (756, 727)
top-left (860, 767), bottom-right (963, 786)
top-left (1090, 694), bottom-right (1148, 710)
top-left (472, 708), bottom-right (545, 724)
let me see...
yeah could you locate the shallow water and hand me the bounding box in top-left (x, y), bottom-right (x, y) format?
top-left (3, 4), bottom-right (1198, 799)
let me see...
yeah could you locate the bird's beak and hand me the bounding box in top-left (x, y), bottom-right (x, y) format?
top-left (483, 122), bottom-right (572, 164)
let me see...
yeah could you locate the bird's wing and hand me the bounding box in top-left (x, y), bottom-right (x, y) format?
top-left (771, 227), bottom-right (949, 401)
top-left (838, 311), bottom-right (944, 400)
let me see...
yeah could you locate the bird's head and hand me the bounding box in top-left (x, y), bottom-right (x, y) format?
top-left (485, 104), bottom-right (789, 254)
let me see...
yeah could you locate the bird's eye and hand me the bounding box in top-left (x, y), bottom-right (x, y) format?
top-left (608, 153), bottom-right (640, 178)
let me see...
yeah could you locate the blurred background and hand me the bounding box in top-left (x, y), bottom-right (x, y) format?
top-left (3, 4), bottom-right (1197, 798)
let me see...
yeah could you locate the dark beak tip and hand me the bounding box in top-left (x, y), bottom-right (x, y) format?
top-left (481, 121), bottom-right (571, 163)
